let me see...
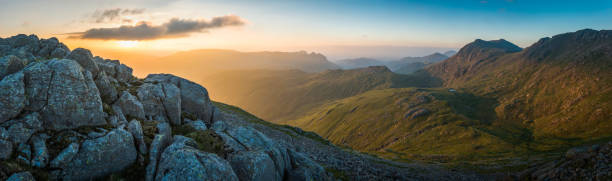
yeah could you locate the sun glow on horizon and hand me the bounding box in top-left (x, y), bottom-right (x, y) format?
top-left (116, 40), bottom-right (139, 48)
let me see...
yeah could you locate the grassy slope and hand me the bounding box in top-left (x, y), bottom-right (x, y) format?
top-left (289, 88), bottom-right (524, 163)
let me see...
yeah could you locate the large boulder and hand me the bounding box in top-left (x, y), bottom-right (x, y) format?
top-left (39, 59), bottom-right (106, 130)
top-left (0, 55), bottom-right (26, 79)
top-left (128, 120), bottom-right (147, 155)
top-left (49, 143), bottom-right (79, 168)
top-left (57, 128), bottom-right (137, 180)
top-left (0, 71), bottom-right (25, 123)
top-left (145, 74), bottom-right (214, 123)
top-left (114, 91), bottom-right (146, 120)
top-left (66, 48), bottom-right (99, 76)
top-left (155, 136), bottom-right (238, 181)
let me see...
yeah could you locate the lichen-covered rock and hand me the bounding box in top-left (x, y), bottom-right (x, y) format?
top-left (115, 91), bottom-right (145, 120)
top-left (155, 136), bottom-right (238, 181)
top-left (229, 150), bottom-right (277, 181)
top-left (0, 71), bottom-right (25, 123)
top-left (186, 120), bottom-right (207, 132)
top-left (6, 171), bottom-right (35, 181)
top-left (49, 143), bottom-right (79, 168)
top-left (144, 74), bottom-right (214, 123)
top-left (30, 134), bottom-right (49, 168)
top-left (95, 71), bottom-right (118, 103)
top-left (0, 55), bottom-right (26, 79)
top-left (145, 134), bottom-right (173, 181)
top-left (66, 48), bottom-right (99, 76)
top-left (128, 120), bottom-right (147, 155)
top-left (58, 128), bottom-right (137, 180)
top-left (137, 83), bottom-right (181, 125)
top-left (40, 59), bottom-right (106, 130)
top-left (115, 63), bottom-right (133, 83)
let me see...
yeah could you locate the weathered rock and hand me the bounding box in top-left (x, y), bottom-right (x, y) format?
top-left (0, 71), bottom-right (25, 123)
top-left (115, 91), bottom-right (145, 120)
top-left (0, 139), bottom-right (12, 160)
top-left (66, 48), bottom-right (99, 76)
top-left (211, 120), bottom-right (228, 132)
top-left (58, 128), bottom-right (137, 180)
top-left (128, 120), bottom-right (147, 155)
top-left (6, 171), bottom-right (35, 181)
top-left (226, 126), bottom-right (292, 180)
top-left (30, 134), bottom-right (49, 168)
top-left (95, 71), bottom-right (118, 103)
top-left (145, 74), bottom-right (214, 123)
top-left (40, 59), bottom-right (106, 130)
top-left (216, 131), bottom-right (245, 152)
top-left (229, 150), bottom-right (277, 181)
top-left (111, 104), bottom-right (129, 125)
top-left (287, 149), bottom-right (327, 181)
top-left (0, 55), bottom-right (26, 79)
top-left (49, 143), bottom-right (79, 168)
top-left (155, 136), bottom-right (238, 181)
top-left (137, 83), bottom-right (168, 122)
top-left (22, 62), bottom-right (52, 111)
top-left (115, 63), bottom-right (133, 83)
top-left (145, 134), bottom-right (173, 181)
top-left (161, 83), bottom-right (181, 126)
top-left (186, 120), bottom-right (207, 132)
top-left (37, 37), bottom-right (70, 59)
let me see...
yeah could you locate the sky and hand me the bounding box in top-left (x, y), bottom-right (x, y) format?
top-left (0, 0), bottom-right (611, 60)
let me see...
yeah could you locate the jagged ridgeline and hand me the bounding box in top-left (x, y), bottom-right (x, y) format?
top-left (0, 34), bottom-right (334, 180)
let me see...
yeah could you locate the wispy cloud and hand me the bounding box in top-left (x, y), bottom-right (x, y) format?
top-left (93, 8), bottom-right (146, 23)
top-left (69, 15), bottom-right (245, 40)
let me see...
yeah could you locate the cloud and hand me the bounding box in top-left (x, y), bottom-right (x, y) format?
top-left (93, 8), bottom-right (146, 23)
top-left (69, 15), bottom-right (245, 40)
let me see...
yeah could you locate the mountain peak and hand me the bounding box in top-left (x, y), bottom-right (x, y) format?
top-left (453, 38), bottom-right (522, 61)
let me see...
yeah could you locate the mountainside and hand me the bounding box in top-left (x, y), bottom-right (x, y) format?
top-left (0, 34), bottom-right (484, 180)
top-left (129, 49), bottom-right (340, 79)
top-left (282, 29), bottom-right (612, 173)
top-left (201, 66), bottom-right (441, 122)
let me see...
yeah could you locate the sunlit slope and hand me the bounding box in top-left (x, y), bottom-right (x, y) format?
top-left (289, 88), bottom-right (525, 161)
top-left (201, 66), bottom-right (441, 122)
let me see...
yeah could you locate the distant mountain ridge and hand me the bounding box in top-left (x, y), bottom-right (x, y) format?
top-left (335, 52), bottom-right (453, 74)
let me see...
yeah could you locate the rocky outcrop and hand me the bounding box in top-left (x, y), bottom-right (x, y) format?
top-left (0, 55), bottom-right (26, 79)
top-left (6, 172), bottom-right (35, 181)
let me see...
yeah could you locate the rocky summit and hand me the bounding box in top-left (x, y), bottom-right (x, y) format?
top-left (0, 35), bottom-right (487, 180)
